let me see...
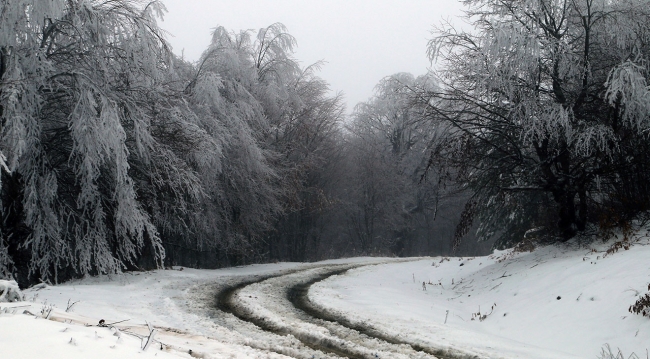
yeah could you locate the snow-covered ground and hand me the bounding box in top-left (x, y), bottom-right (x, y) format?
top-left (0, 258), bottom-right (389, 359)
top-left (2, 235), bottom-right (650, 359)
top-left (310, 235), bottom-right (650, 358)
top-left (1, 263), bottom-right (307, 359)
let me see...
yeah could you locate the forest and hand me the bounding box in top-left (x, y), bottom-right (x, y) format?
top-left (1, 0), bottom-right (649, 287)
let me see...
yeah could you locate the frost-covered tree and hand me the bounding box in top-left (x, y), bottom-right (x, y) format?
top-left (423, 0), bottom-right (650, 246)
top-left (0, 0), bottom-right (208, 282)
top-left (177, 23), bottom-right (348, 263)
top-left (265, 64), bottom-right (346, 261)
top-left (0, 9), bottom-right (351, 278)
top-left (177, 23), bottom-right (329, 262)
top-left (354, 74), bottom-right (430, 157)
top-left (175, 25), bottom-right (282, 262)
top-left (341, 73), bottom-right (469, 255)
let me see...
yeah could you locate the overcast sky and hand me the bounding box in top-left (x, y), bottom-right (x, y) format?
top-left (159, 0), bottom-right (466, 113)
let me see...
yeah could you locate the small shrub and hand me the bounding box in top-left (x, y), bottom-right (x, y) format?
top-left (604, 239), bottom-right (631, 257)
top-left (512, 237), bottom-right (537, 254)
top-left (629, 284), bottom-right (650, 318)
top-left (598, 209), bottom-right (633, 245)
top-left (598, 344), bottom-right (639, 359)
top-left (471, 303), bottom-right (496, 322)
top-left (0, 280), bottom-right (23, 302)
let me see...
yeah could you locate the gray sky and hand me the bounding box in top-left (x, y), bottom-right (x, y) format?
top-left (159, 0), bottom-right (466, 113)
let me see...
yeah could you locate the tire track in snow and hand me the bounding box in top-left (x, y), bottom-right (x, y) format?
top-left (289, 267), bottom-right (480, 359)
top-left (198, 269), bottom-right (339, 359)
top-left (216, 266), bottom-right (360, 359)
top-left (220, 263), bottom-right (471, 359)
top-left (216, 269), bottom-right (346, 358)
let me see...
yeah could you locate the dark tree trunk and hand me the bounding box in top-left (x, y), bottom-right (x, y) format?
top-left (1, 172), bottom-right (35, 287)
top-left (554, 189), bottom-right (578, 240)
top-left (577, 189), bottom-right (588, 231)
top-left (1, 47), bottom-right (6, 121)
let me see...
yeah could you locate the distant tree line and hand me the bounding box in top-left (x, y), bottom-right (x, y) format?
top-left (2, 0), bottom-right (647, 286)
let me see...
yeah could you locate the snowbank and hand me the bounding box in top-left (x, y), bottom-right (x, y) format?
top-left (0, 306), bottom-right (181, 359)
top-left (310, 235), bottom-right (650, 358)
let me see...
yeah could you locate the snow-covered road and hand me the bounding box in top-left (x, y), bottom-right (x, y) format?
top-left (4, 235), bottom-right (649, 359)
top-left (221, 262), bottom-right (452, 359)
top-left (4, 258), bottom-right (457, 359)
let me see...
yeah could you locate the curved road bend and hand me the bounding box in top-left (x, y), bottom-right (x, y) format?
top-left (216, 263), bottom-right (480, 359)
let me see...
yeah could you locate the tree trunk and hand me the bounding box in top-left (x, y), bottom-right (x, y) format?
top-left (554, 189), bottom-right (578, 240)
top-left (1, 47), bottom-right (6, 121)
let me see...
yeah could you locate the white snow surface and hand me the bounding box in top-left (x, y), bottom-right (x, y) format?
top-left (310, 236), bottom-right (650, 358)
top-left (0, 258), bottom-right (384, 359)
top-left (1, 263), bottom-right (305, 359)
top-left (1, 236), bottom-right (649, 359)
top-left (234, 262), bottom-right (435, 359)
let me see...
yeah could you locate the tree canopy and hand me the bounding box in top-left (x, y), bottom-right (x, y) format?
top-left (422, 0), bottom-right (650, 247)
top-left (0, 1), bottom-right (351, 284)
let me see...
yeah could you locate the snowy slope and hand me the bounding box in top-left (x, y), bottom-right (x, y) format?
top-left (310, 235), bottom-right (650, 358)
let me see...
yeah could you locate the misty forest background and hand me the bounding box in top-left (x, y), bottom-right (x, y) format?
top-left (1, 0), bottom-right (650, 287)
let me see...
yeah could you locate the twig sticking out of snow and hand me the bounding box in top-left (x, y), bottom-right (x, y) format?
top-left (66, 299), bottom-right (79, 312)
top-left (471, 303), bottom-right (497, 322)
top-left (99, 318), bottom-right (129, 327)
top-left (598, 344), bottom-right (639, 359)
top-left (142, 329), bottom-right (157, 351)
top-left (40, 305), bottom-right (53, 319)
top-left (142, 320), bottom-right (157, 351)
